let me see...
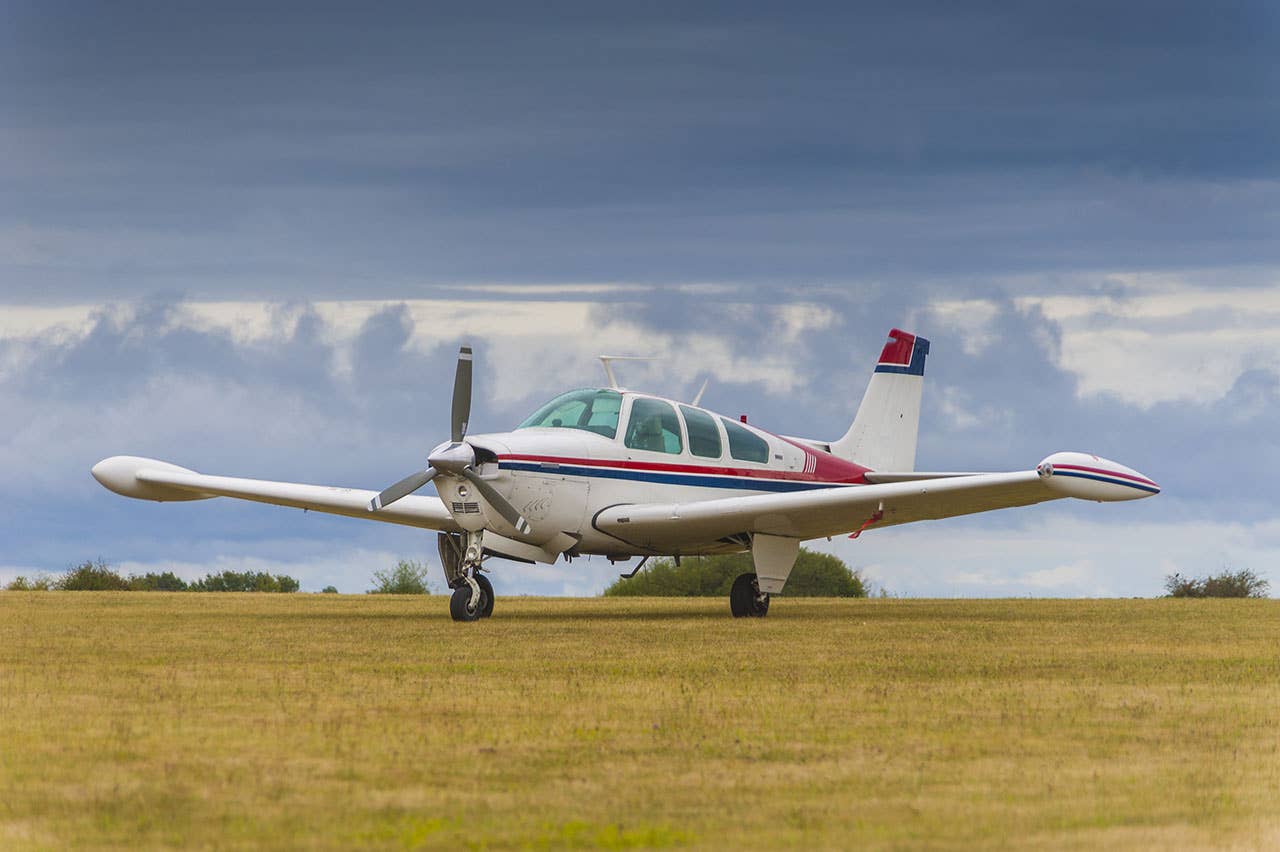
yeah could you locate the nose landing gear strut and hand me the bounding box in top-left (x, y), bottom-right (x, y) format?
top-left (440, 531), bottom-right (494, 622)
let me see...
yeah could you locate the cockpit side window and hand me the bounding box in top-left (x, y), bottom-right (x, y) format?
top-left (517, 389), bottom-right (622, 438)
top-left (624, 398), bottom-right (683, 454)
top-left (679, 405), bottom-right (722, 459)
top-left (720, 417), bottom-right (770, 463)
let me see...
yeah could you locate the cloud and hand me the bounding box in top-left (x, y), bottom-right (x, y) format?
top-left (1, 288), bottom-right (1277, 596)
top-left (3, 4), bottom-right (1277, 302)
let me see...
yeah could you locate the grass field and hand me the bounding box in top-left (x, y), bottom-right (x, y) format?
top-left (1, 594), bottom-right (1278, 850)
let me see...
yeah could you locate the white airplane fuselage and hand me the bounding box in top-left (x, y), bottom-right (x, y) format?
top-left (454, 389), bottom-right (870, 558)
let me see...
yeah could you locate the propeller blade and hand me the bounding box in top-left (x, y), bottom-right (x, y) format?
top-left (460, 468), bottom-right (531, 536)
top-left (368, 467), bottom-right (437, 512)
top-left (451, 345), bottom-right (473, 442)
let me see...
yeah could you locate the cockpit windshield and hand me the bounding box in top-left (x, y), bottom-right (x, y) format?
top-left (517, 388), bottom-right (623, 438)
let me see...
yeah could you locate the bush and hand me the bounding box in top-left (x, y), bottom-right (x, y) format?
top-left (321, 585), bottom-right (339, 594)
top-left (1164, 569), bottom-right (1269, 598)
top-left (5, 574), bottom-right (53, 591)
top-left (368, 560), bottom-right (433, 595)
top-left (604, 548), bottom-right (867, 597)
top-left (127, 571), bottom-right (189, 591)
top-left (57, 560), bottom-right (130, 591)
top-left (189, 571), bottom-right (301, 593)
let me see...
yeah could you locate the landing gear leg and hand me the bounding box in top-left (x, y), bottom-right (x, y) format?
top-left (448, 530), bottom-right (493, 622)
top-left (729, 572), bottom-right (770, 618)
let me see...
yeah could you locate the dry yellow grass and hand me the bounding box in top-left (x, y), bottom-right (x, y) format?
top-left (1, 594), bottom-right (1278, 850)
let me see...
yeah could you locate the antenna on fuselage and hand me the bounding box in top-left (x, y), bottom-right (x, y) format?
top-left (598, 355), bottom-right (657, 391)
top-left (690, 376), bottom-right (710, 407)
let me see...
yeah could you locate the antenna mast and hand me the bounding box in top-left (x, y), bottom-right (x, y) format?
top-left (597, 355), bottom-right (657, 390)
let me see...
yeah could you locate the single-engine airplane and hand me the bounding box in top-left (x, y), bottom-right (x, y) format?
top-left (93, 328), bottom-right (1159, 620)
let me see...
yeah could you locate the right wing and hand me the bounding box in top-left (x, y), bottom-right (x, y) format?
top-left (92, 456), bottom-right (461, 532)
top-left (593, 452), bottom-right (1158, 552)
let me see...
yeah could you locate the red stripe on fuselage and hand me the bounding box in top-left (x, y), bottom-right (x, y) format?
top-left (499, 453), bottom-right (869, 484)
top-left (776, 436), bottom-right (872, 482)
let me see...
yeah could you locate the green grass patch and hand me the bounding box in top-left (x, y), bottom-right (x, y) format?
top-left (1, 594), bottom-right (1277, 849)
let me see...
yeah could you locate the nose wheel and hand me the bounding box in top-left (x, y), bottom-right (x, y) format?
top-left (448, 532), bottom-right (495, 622)
top-left (449, 573), bottom-right (494, 622)
top-left (729, 572), bottom-right (770, 618)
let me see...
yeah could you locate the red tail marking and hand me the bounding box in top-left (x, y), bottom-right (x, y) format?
top-left (878, 328), bottom-right (916, 366)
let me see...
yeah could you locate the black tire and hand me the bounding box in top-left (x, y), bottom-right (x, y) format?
top-left (730, 572), bottom-right (770, 618)
top-left (449, 583), bottom-right (485, 622)
top-left (475, 573), bottom-right (495, 618)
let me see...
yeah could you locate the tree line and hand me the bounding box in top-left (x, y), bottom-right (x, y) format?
top-left (4, 559), bottom-right (300, 592)
top-left (604, 549), bottom-right (869, 597)
top-left (5, 557), bottom-right (1268, 598)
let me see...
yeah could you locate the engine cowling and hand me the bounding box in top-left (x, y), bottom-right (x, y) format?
top-left (1036, 452), bottom-right (1159, 502)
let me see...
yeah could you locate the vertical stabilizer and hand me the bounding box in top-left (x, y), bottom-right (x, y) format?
top-left (829, 328), bottom-right (929, 471)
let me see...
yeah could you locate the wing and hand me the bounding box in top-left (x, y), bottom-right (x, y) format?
top-left (92, 456), bottom-right (461, 532)
top-left (593, 452), bottom-right (1159, 552)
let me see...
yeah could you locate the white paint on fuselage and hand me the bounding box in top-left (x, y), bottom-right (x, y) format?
top-left (458, 390), bottom-right (855, 558)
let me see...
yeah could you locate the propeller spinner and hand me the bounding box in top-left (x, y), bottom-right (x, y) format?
top-left (368, 346), bottom-right (531, 536)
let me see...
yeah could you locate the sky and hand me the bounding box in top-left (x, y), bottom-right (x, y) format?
top-left (2, 1), bottom-right (1278, 596)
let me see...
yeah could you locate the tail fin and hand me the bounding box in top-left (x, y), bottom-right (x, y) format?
top-left (829, 328), bottom-right (929, 471)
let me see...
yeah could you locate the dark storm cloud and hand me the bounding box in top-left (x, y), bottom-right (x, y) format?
top-left (3, 2), bottom-right (1277, 301)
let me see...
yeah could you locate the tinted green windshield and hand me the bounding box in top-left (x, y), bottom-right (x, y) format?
top-left (517, 389), bottom-right (623, 438)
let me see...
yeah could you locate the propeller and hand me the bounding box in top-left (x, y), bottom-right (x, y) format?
top-left (368, 467), bottom-right (436, 512)
top-left (367, 346), bottom-right (532, 536)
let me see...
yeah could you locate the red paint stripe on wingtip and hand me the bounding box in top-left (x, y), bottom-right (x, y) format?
top-left (1052, 463), bottom-right (1158, 489)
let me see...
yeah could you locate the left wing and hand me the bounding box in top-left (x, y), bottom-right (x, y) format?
top-left (92, 456), bottom-right (461, 532)
top-left (593, 452), bottom-right (1158, 552)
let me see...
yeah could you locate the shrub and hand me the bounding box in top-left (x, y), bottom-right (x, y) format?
top-left (189, 571), bottom-right (301, 593)
top-left (5, 574), bottom-right (53, 591)
top-left (321, 585), bottom-right (339, 594)
top-left (127, 571), bottom-right (189, 591)
top-left (604, 548), bottom-right (867, 597)
top-left (1164, 569), bottom-right (1269, 598)
top-left (368, 560), bottom-right (433, 595)
top-left (57, 560), bottom-right (130, 591)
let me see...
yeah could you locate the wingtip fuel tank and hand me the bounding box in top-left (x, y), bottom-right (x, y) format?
top-left (1037, 452), bottom-right (1159, 501)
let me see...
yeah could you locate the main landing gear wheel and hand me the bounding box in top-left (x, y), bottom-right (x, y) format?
top-left (475, 573), bottom-right (495, 618)
top-left (450, 575), bottom-right (493, 623)
top-left (730, 572), bottom-right (770, 618)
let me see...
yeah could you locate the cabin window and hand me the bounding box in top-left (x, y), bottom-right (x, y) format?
top-left (679, 405), bottom-right (722, 459)
top-left (517, 388), bottom-right (622, 438)
top-left (625, 398), bottom-right (683, 454)
top-left (720, 417), bottom-right (770, 463)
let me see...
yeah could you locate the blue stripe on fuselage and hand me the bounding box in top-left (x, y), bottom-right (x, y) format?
top-left (498, 461), bottom-right (848, 493)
